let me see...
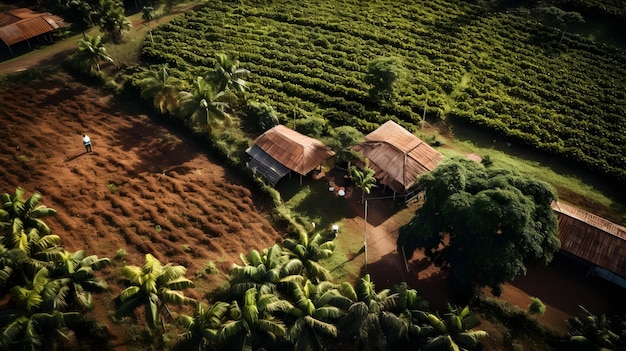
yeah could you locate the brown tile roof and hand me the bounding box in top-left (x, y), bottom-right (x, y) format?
top-left (352, 120), bottom-right (443, 193)
top-left (0, 8), bottom-right (66, 47)
top-left (552, 201), bottom-right (626, 278)
top-left (251, 125), bottom-right (335, 176)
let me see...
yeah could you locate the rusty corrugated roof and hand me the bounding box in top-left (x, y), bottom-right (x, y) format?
top-left (252, 125), bottom-right (335, 176)
top-left (352, 120), bottom-right (443, 193)
top-left (0, 8), bottom-right (65, 47)
top-left (0, 11), bottom-right (20, 27)
top-left (552, 201), bottom-right (626, 278)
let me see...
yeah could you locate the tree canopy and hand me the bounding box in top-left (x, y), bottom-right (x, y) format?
top-left (397, 158), bottom-right (560, 298)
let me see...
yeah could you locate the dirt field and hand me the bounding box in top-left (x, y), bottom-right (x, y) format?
top-left (0, 71), bottom-right (285, 295)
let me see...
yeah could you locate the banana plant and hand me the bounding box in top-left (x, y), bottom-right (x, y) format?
top-left (332, 274), bottom-right (415, 351)
top-left (228, 244), bottom-right (289, 297)
top-left (281, 231), bottom-right (335, 283)
top-left (567, 306), bottom-right (620, 351)
top-left (417, 304), bottom-right (488, 351)
top-left (177, 301), bottom-right (230, 351)
top-left (115, 254), bottom-right (196, 330)
top-left (49, 250), bottom-right (111, 311)
top-left (220, 287), bottom-right (288, 351)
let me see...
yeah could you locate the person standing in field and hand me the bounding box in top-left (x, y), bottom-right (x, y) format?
top-left (83, 134), bottom-right (92, 152)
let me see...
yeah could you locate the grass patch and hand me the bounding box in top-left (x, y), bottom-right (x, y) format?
top-left (322, 218), bottom-right (366, 283)
top-left (279, 178), bottom-right (351, 233)
top-left (436, 135), bottom-right (626, 223)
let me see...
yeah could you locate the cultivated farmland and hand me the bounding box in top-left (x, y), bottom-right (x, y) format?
top-left (136, 0), bottom-right (626, 184)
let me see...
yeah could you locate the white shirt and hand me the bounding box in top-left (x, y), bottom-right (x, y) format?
top-left (83, 135), bottom-right (91, 144)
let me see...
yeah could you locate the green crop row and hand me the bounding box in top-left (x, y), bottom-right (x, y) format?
top-left (136, 0), bottom-right (626, 183)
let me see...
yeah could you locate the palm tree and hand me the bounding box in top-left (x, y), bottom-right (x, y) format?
top-left (177, 301), bottom-right (230, 351)
top-left (228, 244), bottom-right (289, 297)
top-left (97, 0), bottom-right (131, 43)
top-left (350, 158), bottom-right (377, 203)
top-left (177, 76), bottom-right (236, 135)
top-left (281, 279), bottom-right (342, 351)
top-left (0, 267), bottom-right (80, 351)
top-left (74, 35), bottom-right (114, 72)
top-left (49, 250), bottom-right (110, 311)
top-left (281, 231), bottom-right (335, 283)
top-left (140, 66), bottom-right (180, 115)
top-left (211, 53), bottom-right (250, 95)
top-left (220, 287), bottom-right (288, 351)
top-left (567, 306), bottom-right (620, 351)
top-left (115, 254), bottom-right (196, 330)
top-left (416, 304), bottom-right (488, 351)
top-left (332, 274), bottom-right (411, 351)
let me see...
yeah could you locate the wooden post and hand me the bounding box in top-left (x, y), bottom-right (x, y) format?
top-left (364, 199), bottom-right (368, 274)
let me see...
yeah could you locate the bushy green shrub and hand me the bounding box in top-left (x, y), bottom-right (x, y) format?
top-left (528, 297), bottom-right (547, 315)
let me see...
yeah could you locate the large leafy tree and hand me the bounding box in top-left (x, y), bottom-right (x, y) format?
top-left (398, 158), bottom-right (560, 299)
top-left (534, 6), bottom-right (585, 44)
top-left (364, 56), bottom-right (404, 102)
top-left (64, 0), bottom-right (96, 34)
top-left (115, 254), bottom-right (196, 330)
top-left (324, 125), bottom-right (364, 165)
top-left (177, 76), bottom-right (236, 135)
top-left (97, 0), bottom-right (131, 43)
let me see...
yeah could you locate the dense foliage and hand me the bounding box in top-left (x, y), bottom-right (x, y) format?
top-left (0, 188), bottom-right (495, 351)
top-left (133, 0), bottom-right (626, 185)
top-left (397, 159), bottom-right (560, 299)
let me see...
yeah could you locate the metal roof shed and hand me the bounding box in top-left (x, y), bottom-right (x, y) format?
top-left (246, 125), bottom-right (335, 185)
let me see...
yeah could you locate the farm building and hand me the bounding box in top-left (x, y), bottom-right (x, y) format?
top-left (351, 120), bottom-right (443, 195)
top-left (0, 8), bottom-right (66, 55)
top-left (552, 201), bottom-right (626, 288)
top-left (246, 125), bottom-right (335, 186)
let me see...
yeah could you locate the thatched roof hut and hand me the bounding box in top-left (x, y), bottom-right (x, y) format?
top-left (552, 201), bottom-right (626, 280)
top-left (0, 8), bottom-right (66, 54)
top-left (352, 120), bottom-right (443, 194)
top-left (247, 125), bottom-right (335, 186)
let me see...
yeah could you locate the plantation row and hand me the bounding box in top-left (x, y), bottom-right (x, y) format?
top-left (551, 0), bottom-right (626, 19)
top-left (138, 0), bottom-right (626, 183)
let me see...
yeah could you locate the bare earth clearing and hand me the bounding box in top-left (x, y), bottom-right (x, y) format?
top-left (0, 72), bottom-right (622, 350)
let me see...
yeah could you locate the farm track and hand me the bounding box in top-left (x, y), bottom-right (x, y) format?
top-left (0, 71), bottom-right (282, 277)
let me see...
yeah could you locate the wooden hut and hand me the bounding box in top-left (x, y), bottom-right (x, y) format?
top-left (352, 120), bottom-right (443, 195)
top-left (246, 125), bottom-right (335, 186)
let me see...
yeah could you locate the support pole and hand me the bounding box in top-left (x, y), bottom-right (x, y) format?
top-left (364, 199), bottom-right (368, 274)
